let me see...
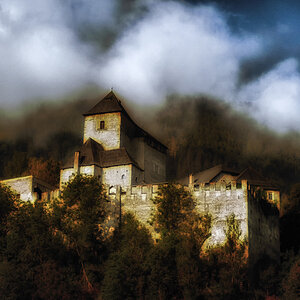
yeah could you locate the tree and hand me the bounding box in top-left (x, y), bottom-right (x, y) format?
top-left (26, 157), bottom-right (60, 186)
top-left (204, 214), bottom-right (249, 299)
top-left (101, 213), bottom-right (153, 300)
top-left (149, 184), bottom-right (211, 299)
top-left (0, 198), bottom-right (78, 299)
top-left (56, 174), bottom-right (108, 294)
top-left (0, 184), bottom-right (18, 235)
top-left (152, 183), bottom-right (195, 235)
top-left (281, 254), bottom-right (300, 299)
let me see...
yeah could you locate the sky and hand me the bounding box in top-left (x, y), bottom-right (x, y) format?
top-left (1, 0), bottom-right (300, 132)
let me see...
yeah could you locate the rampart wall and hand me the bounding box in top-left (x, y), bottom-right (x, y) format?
top-left (106, 181), bottom-right (249, 246)
top-left (39, 180), bottom-right (279, 264)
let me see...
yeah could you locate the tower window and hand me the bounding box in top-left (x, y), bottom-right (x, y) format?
top-left (100, 120), bottom-right (105, 130)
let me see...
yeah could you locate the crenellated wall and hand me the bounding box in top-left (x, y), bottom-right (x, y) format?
top-left (39, 180), bottom-right (280, 265)
top-left (106, 181), bottom-right (249, 246)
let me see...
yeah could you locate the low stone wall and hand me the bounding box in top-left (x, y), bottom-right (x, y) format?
top-left (1, 176), bottom-right (34, 202)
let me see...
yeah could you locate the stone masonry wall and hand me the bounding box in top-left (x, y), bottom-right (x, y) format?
top-left (1, 176), bottom-right (34, 202)
top-left (247, 189), bottom-right (280, 266)
top-left (144, 143), bottom-right (166, 184)
top-left (107, 181), bottom-right (249, 246)
top-left (192, 180), bottom-right (248, 246)
top-left (83, 113), bottom-right (121, 150)
top-left (44, 180), bottom-right (279, 263)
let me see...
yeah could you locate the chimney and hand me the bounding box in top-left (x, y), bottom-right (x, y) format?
top-left (74, 151), bottom-right (80, 174)
top-left (189, 174), bottom-right (193, 186)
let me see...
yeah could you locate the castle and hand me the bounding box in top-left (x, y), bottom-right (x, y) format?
top-left (60, 91), bottom-right (167, 189)
top-left (1, 91), bottom-right (280, 266)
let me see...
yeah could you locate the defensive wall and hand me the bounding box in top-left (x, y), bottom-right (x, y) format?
top-left (106, 180), bottom-right (279, 264)
top-left (2, 176), bottom-right (279, 264)
top-left (106, 181), bottom-right (250, 246)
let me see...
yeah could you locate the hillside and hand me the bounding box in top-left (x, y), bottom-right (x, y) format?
top-left (1, 94), bottom-right (300, 192)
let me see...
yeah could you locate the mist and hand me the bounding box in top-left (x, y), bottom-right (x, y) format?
top-left (1, 0), bottom-right (300, 132)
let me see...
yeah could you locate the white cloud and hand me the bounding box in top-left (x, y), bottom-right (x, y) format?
top-left (1, 0), bottom-right (300, 133)
top-left (239, 58), bottom-right (300, 131)
top-left (99, 1), bottom-right (261, 103)
top-left (0, 0), bottom-right (113, 106)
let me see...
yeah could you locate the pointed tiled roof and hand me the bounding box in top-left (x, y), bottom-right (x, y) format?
top-left (100, 148), bottom-right (140, 168)
top-left (82, 91), bottom-right (167, 152)
top-left (177, 165), bottom-right (240, 185)
top-left (177, 165), bottom-right (279, 190)
top-left (236, 167), bottom-right (279, 190)
top-left (83, 91), bottom-right (125, 116)
top-left (62, 138), bottom-right (142, 170)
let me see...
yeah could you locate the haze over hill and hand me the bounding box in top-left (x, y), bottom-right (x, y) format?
top-left (1, 92), bottom-right (300, 197)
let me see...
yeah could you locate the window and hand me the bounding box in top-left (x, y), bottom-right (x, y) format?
top-left (268, 192), bottom-right (273, 200)
top-left (153, 163), bottom-right (159, 174)
top-left (100, 120), bottom-right (105, 130)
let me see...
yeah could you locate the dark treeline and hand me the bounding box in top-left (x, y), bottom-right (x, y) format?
top-left (1, 176), bottom-right (298, 299)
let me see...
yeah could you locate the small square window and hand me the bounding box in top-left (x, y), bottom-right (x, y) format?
top-left (268, 192), bottom-right (273, 200)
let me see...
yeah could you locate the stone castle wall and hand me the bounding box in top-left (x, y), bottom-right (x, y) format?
top-left (107, 181), bottom-right (249, 246)
top-left (39, 180), bottom-right (279, 263)
top-left (247, 189), bottom-right (280, 266)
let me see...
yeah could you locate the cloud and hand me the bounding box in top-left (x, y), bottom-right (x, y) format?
top-left (239, 58), bottom-right (300, 132)
top-left (0, 0), bottom-right (115, 106)
top-left (1, 0), bottom-right (300, 133)
top-left (99, 1), bottom-right (261, 103)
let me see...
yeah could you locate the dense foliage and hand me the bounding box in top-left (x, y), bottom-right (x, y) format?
top-left (1, 180), bottom-right (298, 299)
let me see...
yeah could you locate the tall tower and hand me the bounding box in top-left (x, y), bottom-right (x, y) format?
top-left (83, 91), bottom-right (123, 150)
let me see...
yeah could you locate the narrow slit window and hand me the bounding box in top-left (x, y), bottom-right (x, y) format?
top-left (100, 120), bottom-right (105, 130)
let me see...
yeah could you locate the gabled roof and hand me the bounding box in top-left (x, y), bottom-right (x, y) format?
top-left (82, 91), bottom-right (167, 152)
top-left (177, 165), bottom-right (279, 190)
top-left (100, 148), bottom-right (140, 168)
top-left (83, 91), bottom-right (124, 116)
top-left (62, 138), bottom-right (142, 170)
top-left (178, 165), bottom-right (240, 185)
top-left (236, 167), bottom-right (279, 190)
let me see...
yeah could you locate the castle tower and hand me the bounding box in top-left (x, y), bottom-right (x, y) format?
top-left (83, 91), bottom-right (123, 150)
top-left (60, 91), bottom-right (167, 188)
